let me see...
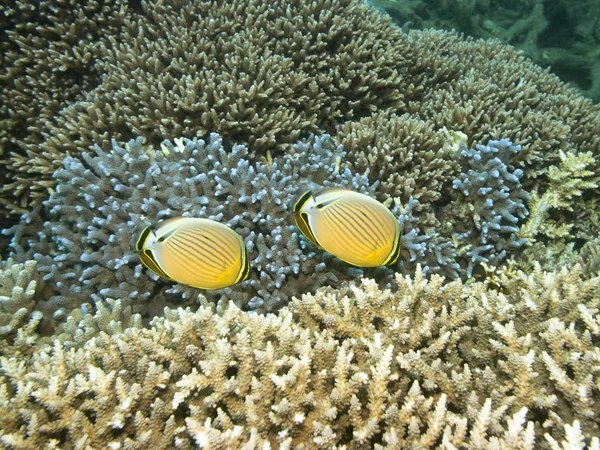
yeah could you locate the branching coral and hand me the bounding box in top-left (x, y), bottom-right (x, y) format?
top-left (451, 139), bottom-right (531, 277)
top-left (338, 110), bottom-right (461, 220)
top-left (512, 150), bottom-right (599, 274)
top-left (5, 134), bottom-right (391, 329)
top-left (6, 133), bottom-right (469, 330)
top-left (334, 28), bottom-right (600, 255)
top-left (1, 2), bottom-right (599, 448)
top-left (53, 298), bottom-right (143, 351)
top-left (3, 0), bottom-right (600, 253)
top-left (519, 150), bottom-right (598, 242)
top-left (1, 0), bottom-right (410, 216)
top-left (0, 0), bottom-right (129, 215)
top-left (0, 259), bottom-right (38, 337)
top-left (404, 29), bottom-right (600, 186)
top-left (1, 266), bottom-right (599, 448)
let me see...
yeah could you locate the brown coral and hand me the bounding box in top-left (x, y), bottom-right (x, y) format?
top-left (403, 29), bottom-right (600, 184)
top-left (337, 30), bottom-right (600, 197)
top-left (1, 265), bottom-right (599, 448)
top-left (0, 0), bottom-right (128, 215)
top-left (335, 29), bottom-right (600, 244)
top-left (1, 0), bottom-right (410, 216)
top-left (3, 1), bottom-right (600, 258)
top-left (337, 110), bottom-right (461, 225)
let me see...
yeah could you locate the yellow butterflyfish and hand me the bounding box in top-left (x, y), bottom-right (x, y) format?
top-left (293, 188), bottom-right (401, 267)
top-left (136, 217), bottom-right (250, 290)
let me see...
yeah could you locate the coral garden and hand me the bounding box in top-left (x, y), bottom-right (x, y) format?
top-left (1, 0), bottom-right (600, 448)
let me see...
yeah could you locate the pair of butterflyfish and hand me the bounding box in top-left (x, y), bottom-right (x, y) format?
top-left (136, 189), bottom-right (401, 290)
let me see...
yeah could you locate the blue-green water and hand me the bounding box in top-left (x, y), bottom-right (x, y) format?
top-left (369, 0), bottom-right (600, 103)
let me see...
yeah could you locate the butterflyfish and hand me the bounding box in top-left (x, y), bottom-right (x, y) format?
top-left (293, 188), bottom-right (401, 267)
top-left (135, 217), bottom-right (250, 290)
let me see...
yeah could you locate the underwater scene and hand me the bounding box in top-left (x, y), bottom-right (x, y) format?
top-left (0, 0), bottom-right (599, 448)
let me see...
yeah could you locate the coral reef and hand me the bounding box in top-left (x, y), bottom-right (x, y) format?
top-left (369, 0), bottom-right (600, 102)
top-left (8, 131), bottom-right (545, 329)
top-left (338, 111), bottom-right (461, 224)
top-left (0, 259), bottom-right (38, 338)
top-left (1, 1), bottom-right (600, 447)
top-left (402, 29), bottom-right (600, 184)
top-left (1, 266), bottom-right (599, 448)
top-left (334, 44), bottom-right (600, 249)
top-left (3, 0), bottom-right (600, 246)
top-left (451, 139), bottom-right (530, 277)
top-left (1, 0), bottom-right (409, 216)
top-left (0, 0), bottom-right (128, 214)
top-left (519, 150), bottom-right (598, 243)
top-left (0, 259), bottom-right (38, 339)
top-left (6, 134), bottom-right (413, 330)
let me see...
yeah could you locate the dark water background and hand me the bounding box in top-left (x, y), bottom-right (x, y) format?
top-left (368, 0), bottom-right (600, 103)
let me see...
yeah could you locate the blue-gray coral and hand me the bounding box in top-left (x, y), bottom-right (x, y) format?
top-left (394, 198), bottom-right (460, 279)
top-left (452, 139), bottom-right (531, 277)
top-left (6, 133), bottom-right (537, 328)
top-left (6, 134), bottom-right (395, 327)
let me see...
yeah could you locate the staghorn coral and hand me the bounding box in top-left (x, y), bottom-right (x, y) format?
top-left (0, 258), bottom-right (39, 337)
top-left (1, 266), bottom-right (599, 448)
top-left (392, 197), bottom-right (460, 279)
top-left (292, 264), bottom-right (600, 444)
top-left (451, 139), bottom-right (531, 277)
top-left (519, 149), bottom-right (598, 243)
top-left (512, 150), bottom-right (600, 275)
top-left (0, 0), bottom-right (129, 215)
top-left (6, 134), bottom-right (399, 329)
top-left (6, 133), bottom-right (468, 330)
top-left (338, 110), bottom-right (461, 217)
top-left (53, 298), bottom-right (143, 351)
top-left (2, 0), bottom-right (410, 216)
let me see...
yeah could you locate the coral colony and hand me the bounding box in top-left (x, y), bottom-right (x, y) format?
top-left (1, 0), bottom-right (600, 448)
top-left (452, 139), bottom-right (531, 277)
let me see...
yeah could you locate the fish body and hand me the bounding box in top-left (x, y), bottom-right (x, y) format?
top-left (293, 188), bottom-right (401, 267)
top-left (136, 217), bottom-right (250, 290)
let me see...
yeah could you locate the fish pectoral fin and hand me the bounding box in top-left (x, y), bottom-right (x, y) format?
top-left (140, 249), bottom-right (174, 280)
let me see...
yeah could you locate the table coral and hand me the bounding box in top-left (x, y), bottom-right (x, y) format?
top-left (1, 265), bottom-right (598, 448)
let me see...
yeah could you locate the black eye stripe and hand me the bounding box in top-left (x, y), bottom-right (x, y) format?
top-left (157, 227), bottom-right (179, 243)
top-left (293, 190), bottom-right (313, 212)
top-left (135, 226), bottom-right (152, 251)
